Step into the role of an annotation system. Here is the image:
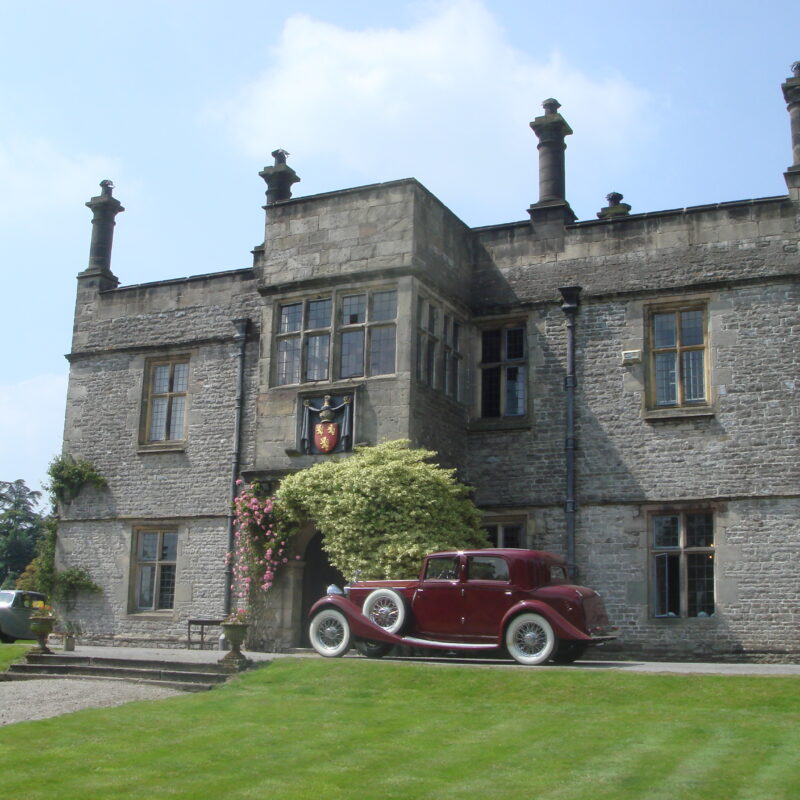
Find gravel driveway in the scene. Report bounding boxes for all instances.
[0,678,183,726]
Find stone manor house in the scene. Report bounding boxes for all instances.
[58,65,800,659]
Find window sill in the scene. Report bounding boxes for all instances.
[127,610,176,619]
[644,406,715,422]
[137,441,187,454]
[652,614,717,621]
[468,417,532,433]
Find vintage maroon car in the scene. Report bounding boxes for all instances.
[308,549,615,665]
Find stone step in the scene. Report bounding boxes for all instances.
[1,670,213,693]
[1,652,258,692]
[9,661,228,685]
[25,653,234,675]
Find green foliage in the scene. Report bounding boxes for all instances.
[0,479,44,587]
[46,454,106,506]
[276,439,487,579]
[15,516,57,595]
[15,517,100,608]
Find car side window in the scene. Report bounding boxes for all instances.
[424,556,460,580]
[467,556,509,582]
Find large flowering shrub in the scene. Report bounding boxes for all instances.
[228,482,294,603]
[276,440,487,580]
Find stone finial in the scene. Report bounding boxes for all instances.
[782,62,800,176]
[260,149,300,204]
[597,191,632,219]
[80,179,124,287]
[542,98,561,115]
[529,99,575,224]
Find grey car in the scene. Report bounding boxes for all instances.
[0,590,47,642]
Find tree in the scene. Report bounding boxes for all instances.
[276,440,488,579]
[0,479,44,588]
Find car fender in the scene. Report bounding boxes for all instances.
[308,594,402,646]
[499,600,591,644]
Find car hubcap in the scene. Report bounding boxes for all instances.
[320,619,343,647]
[516,623,545,655]
[371,599,398,628]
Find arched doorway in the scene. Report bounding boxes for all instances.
[300,532,346,645]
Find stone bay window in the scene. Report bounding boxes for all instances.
[275,289,397,385]
[416,297,464,400]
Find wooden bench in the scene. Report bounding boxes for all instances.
[187,618,224,650]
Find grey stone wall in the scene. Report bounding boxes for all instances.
[60,269,262,645]
[58,168,799,658]
[569,498,800,659]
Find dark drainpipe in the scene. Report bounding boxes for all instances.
[558,287,581,577]
[225,318,250,615]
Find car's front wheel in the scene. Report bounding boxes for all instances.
[505,613,556,665]
[362,588,407,634]
[309,609,351,658]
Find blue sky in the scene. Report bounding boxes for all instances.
[1,0,798,500]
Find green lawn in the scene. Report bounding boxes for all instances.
[0,642,32,671]
[1,658,798,800]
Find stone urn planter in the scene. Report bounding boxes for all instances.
[29,616,56,654]
[219,623,249,668]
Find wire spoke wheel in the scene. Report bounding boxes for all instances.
[309,609,351,657]
[362,589,407,634]
[505,613,556,666]
[369,597,399,628]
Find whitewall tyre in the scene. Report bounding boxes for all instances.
[309,609,351,657]
[505,613,557,666]
[362,588,407,634]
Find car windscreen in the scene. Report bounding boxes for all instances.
[0,590,14,606]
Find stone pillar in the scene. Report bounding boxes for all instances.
[78,180,124,289]
[259,148,300,205]
[782,62,800,196]
[529,99,576,226]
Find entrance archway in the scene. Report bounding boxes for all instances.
[300,532,346,645]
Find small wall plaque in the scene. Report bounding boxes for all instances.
[621,350,642,366]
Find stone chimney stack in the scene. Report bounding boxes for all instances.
[259,149,300,205]
[78,180,124,289]
[782,62,800,195]
[529,99,576,226]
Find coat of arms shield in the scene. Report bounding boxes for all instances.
[313,422,339,453]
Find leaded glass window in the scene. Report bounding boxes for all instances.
[134,529,178,611]
[275,289,397,385]
[480,325,527,418]
[145,359,189,442]
[652,511,715,617]
[650,307,707,408]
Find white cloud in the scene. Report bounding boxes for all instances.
[0,374,68,497]
[220,0,652,223]
[0,137,119,226]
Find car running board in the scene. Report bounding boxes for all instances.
[401,636,499,651]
